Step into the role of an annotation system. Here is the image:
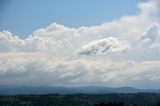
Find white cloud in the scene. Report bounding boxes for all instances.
[79,37,129,55]
[138,23,160,49]
[0,31,25,52]
[0,54,160,88]
[138,0,160,17]
[0,0,160,88]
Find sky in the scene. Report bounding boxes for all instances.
[0,0,160,89]
[0,0,147,37]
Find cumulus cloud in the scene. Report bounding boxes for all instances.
[138,23,160,49]
[0,31,25,52]
[79,37,129,55]
[0,54,160,88]
[138,0,160,17]
[0,0,160,88]
[142,23,160,41]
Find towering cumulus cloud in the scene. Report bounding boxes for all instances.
[0,0,160,88]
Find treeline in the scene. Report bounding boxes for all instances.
[93,102,160,106]
[0,93,160,106]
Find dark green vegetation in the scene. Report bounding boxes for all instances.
[0,93,160,106]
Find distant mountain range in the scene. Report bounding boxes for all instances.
[0,86,159,95]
